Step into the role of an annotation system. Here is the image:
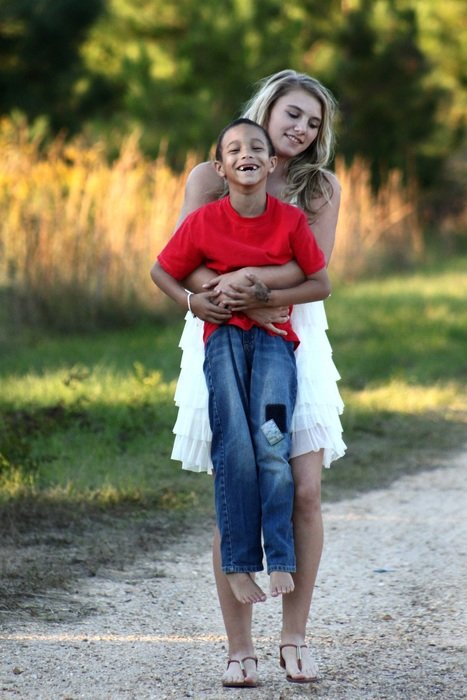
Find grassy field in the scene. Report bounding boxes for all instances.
[1,256,466,519]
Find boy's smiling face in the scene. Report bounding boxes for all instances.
[215,123,277,188]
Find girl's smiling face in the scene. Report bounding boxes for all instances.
[266,88,322,160]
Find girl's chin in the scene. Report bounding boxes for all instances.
[279,138,307,157]
[277,146,304,160]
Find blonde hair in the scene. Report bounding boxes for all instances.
[241,69,338,218]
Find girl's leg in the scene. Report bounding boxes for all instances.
[280,450,323,680]
[212,527,259,686]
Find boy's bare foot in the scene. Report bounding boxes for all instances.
[270,571,295,597]
[226,573,267,604]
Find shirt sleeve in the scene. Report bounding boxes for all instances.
[157,216,205,280]
[290,211,326,275]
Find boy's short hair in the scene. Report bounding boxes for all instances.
[215,118,275,162]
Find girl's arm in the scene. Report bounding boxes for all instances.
[307,171,341,265]
[176,162,225,226]
[176,163,226,290]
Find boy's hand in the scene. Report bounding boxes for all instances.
[190,291,233,324]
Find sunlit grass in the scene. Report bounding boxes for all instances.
[346,379,462,414]
[0,364,177,406]
[327,260,467,391]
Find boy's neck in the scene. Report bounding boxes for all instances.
[228,188,268,218]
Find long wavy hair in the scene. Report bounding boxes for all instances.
[241,70,338,218]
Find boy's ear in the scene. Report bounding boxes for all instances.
[214,160,226,178]
[269,155,278,173]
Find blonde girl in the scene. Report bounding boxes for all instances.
[169,70,346,688]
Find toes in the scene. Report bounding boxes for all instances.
[227,573,266,605]
[281,646,318,682]
[270,573,295,597]
[223,658,258,687]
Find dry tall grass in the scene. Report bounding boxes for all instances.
[0,119,423,329]
[0,119,195,328]
[333,157,422,278]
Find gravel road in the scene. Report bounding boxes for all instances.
[1,450,466,699]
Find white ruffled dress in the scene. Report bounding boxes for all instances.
[171,300,346,473]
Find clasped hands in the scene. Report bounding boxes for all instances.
[188,270,289,336]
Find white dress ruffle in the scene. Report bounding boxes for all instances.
[171,301,346,473]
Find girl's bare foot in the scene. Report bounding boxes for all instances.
[270,572,295,597]
[222,656,258,687]
[280,643,318,682]
[226,573,266,604]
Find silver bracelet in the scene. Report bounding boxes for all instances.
[186,291,196,318]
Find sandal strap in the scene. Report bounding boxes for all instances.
[280,644,308,653]
[279,644,308,669]
[226,656,258,675]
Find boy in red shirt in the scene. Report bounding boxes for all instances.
[151,119,330,605]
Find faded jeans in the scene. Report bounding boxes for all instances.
[203,325,297,574]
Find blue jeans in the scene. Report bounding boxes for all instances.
[203,325,297,574]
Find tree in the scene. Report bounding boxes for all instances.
[0,0,464,195]
[327,1,447,189]
[79,0,340,163]
[0,0,108,132]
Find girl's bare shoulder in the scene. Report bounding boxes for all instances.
[176,161,225,224]
[185,161,225,205]
[322,169,341,195]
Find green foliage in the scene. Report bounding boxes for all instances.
[80,0,340,162]
[76,0,466,188]
[328,3,447,189]
[0,0,465,202]
[0,0,108,132]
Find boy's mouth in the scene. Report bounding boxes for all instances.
[237,164,259,172]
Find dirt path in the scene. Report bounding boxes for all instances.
[1,450,466,700]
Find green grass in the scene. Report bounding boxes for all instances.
[1,256,466,516]
[321,255,467,498]
[0,322,214,515]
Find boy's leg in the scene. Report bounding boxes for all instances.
[250,329,297,577]
[204,326,264,577]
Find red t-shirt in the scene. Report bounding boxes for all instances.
[157,195,325,345]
